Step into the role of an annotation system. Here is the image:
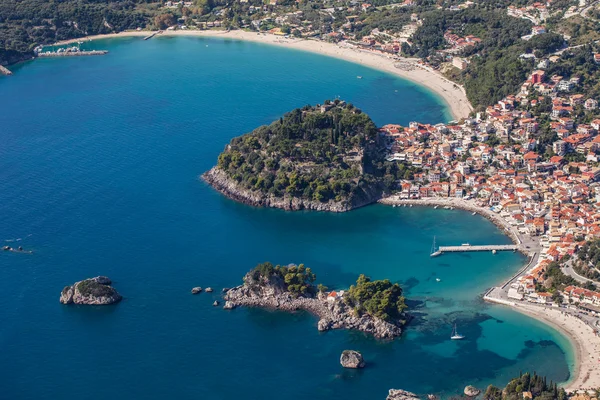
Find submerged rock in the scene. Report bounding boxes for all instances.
[60,276,122,305]
[387,389,420,400]
[340,350,365,369]
[191,287,202,294]
[464,386,481,397]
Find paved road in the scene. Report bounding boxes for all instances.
[563,259,597,284]
[580,0,600,19]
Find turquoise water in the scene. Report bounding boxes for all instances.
[0,37,571,399]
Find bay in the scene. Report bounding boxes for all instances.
[0,36,571,399]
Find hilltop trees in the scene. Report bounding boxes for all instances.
[345,274,408,322]
[483,372,567,400]
[246,262,317,297]
[213,101,396,206]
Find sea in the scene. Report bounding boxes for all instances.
[0,36,572,400]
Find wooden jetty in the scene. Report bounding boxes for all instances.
[144,31,162,40]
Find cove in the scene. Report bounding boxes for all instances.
[0,37,571,399]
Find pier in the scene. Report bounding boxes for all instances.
[144,31,162,40]
[37,50,108,58]
[431,244,518,256]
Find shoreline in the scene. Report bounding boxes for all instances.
[486,298,600,392]
[47,29,593,392]
[52,30,472,121]
[379,196,600,392]
[378,196,526,250]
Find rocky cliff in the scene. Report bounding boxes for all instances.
[202,167,381,212]
[223,271,404,339]
[60,276,122,305]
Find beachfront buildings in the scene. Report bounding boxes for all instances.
[377,48,600,310]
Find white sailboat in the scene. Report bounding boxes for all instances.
[451,323,465,340]
[430,236,441,257]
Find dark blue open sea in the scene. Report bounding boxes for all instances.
[0,36,572,399]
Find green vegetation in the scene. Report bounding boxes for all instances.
[537,261,577,297]
[214,100,397,207]
[0,0,158,65]
[401,7,568,108]
[543,45,600,100]
[575,239,600,281]
[484,372,567,400]
[76,279,117,297]
[246,262,317,297]
[345,274,407,322]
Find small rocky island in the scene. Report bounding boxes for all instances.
[223,262,409,339]
[203,100,405,212]
[340,350,365,368]
[60,276,122,305]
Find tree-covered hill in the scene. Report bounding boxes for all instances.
[204,100,404,212]
[0,0,157,65]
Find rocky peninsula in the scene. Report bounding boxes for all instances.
[203,101,405,212]
[223,262,409,339]
[60,276,122,305]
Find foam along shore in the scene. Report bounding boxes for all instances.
[52,29,472,121]
[380,195,600,392]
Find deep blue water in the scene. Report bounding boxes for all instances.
[0,36,571,399]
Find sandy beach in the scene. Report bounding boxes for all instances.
[54,30,473,120]
[380,195,600,391]
[504,302,600,392]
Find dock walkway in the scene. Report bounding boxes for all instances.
[431,244,518,256]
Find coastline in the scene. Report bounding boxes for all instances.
[202,167,382,212]
[378,196,526,250]
[379,195,600,392]
[46,29,593,392]
[488,299,600,392]
[52,30,472,121]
